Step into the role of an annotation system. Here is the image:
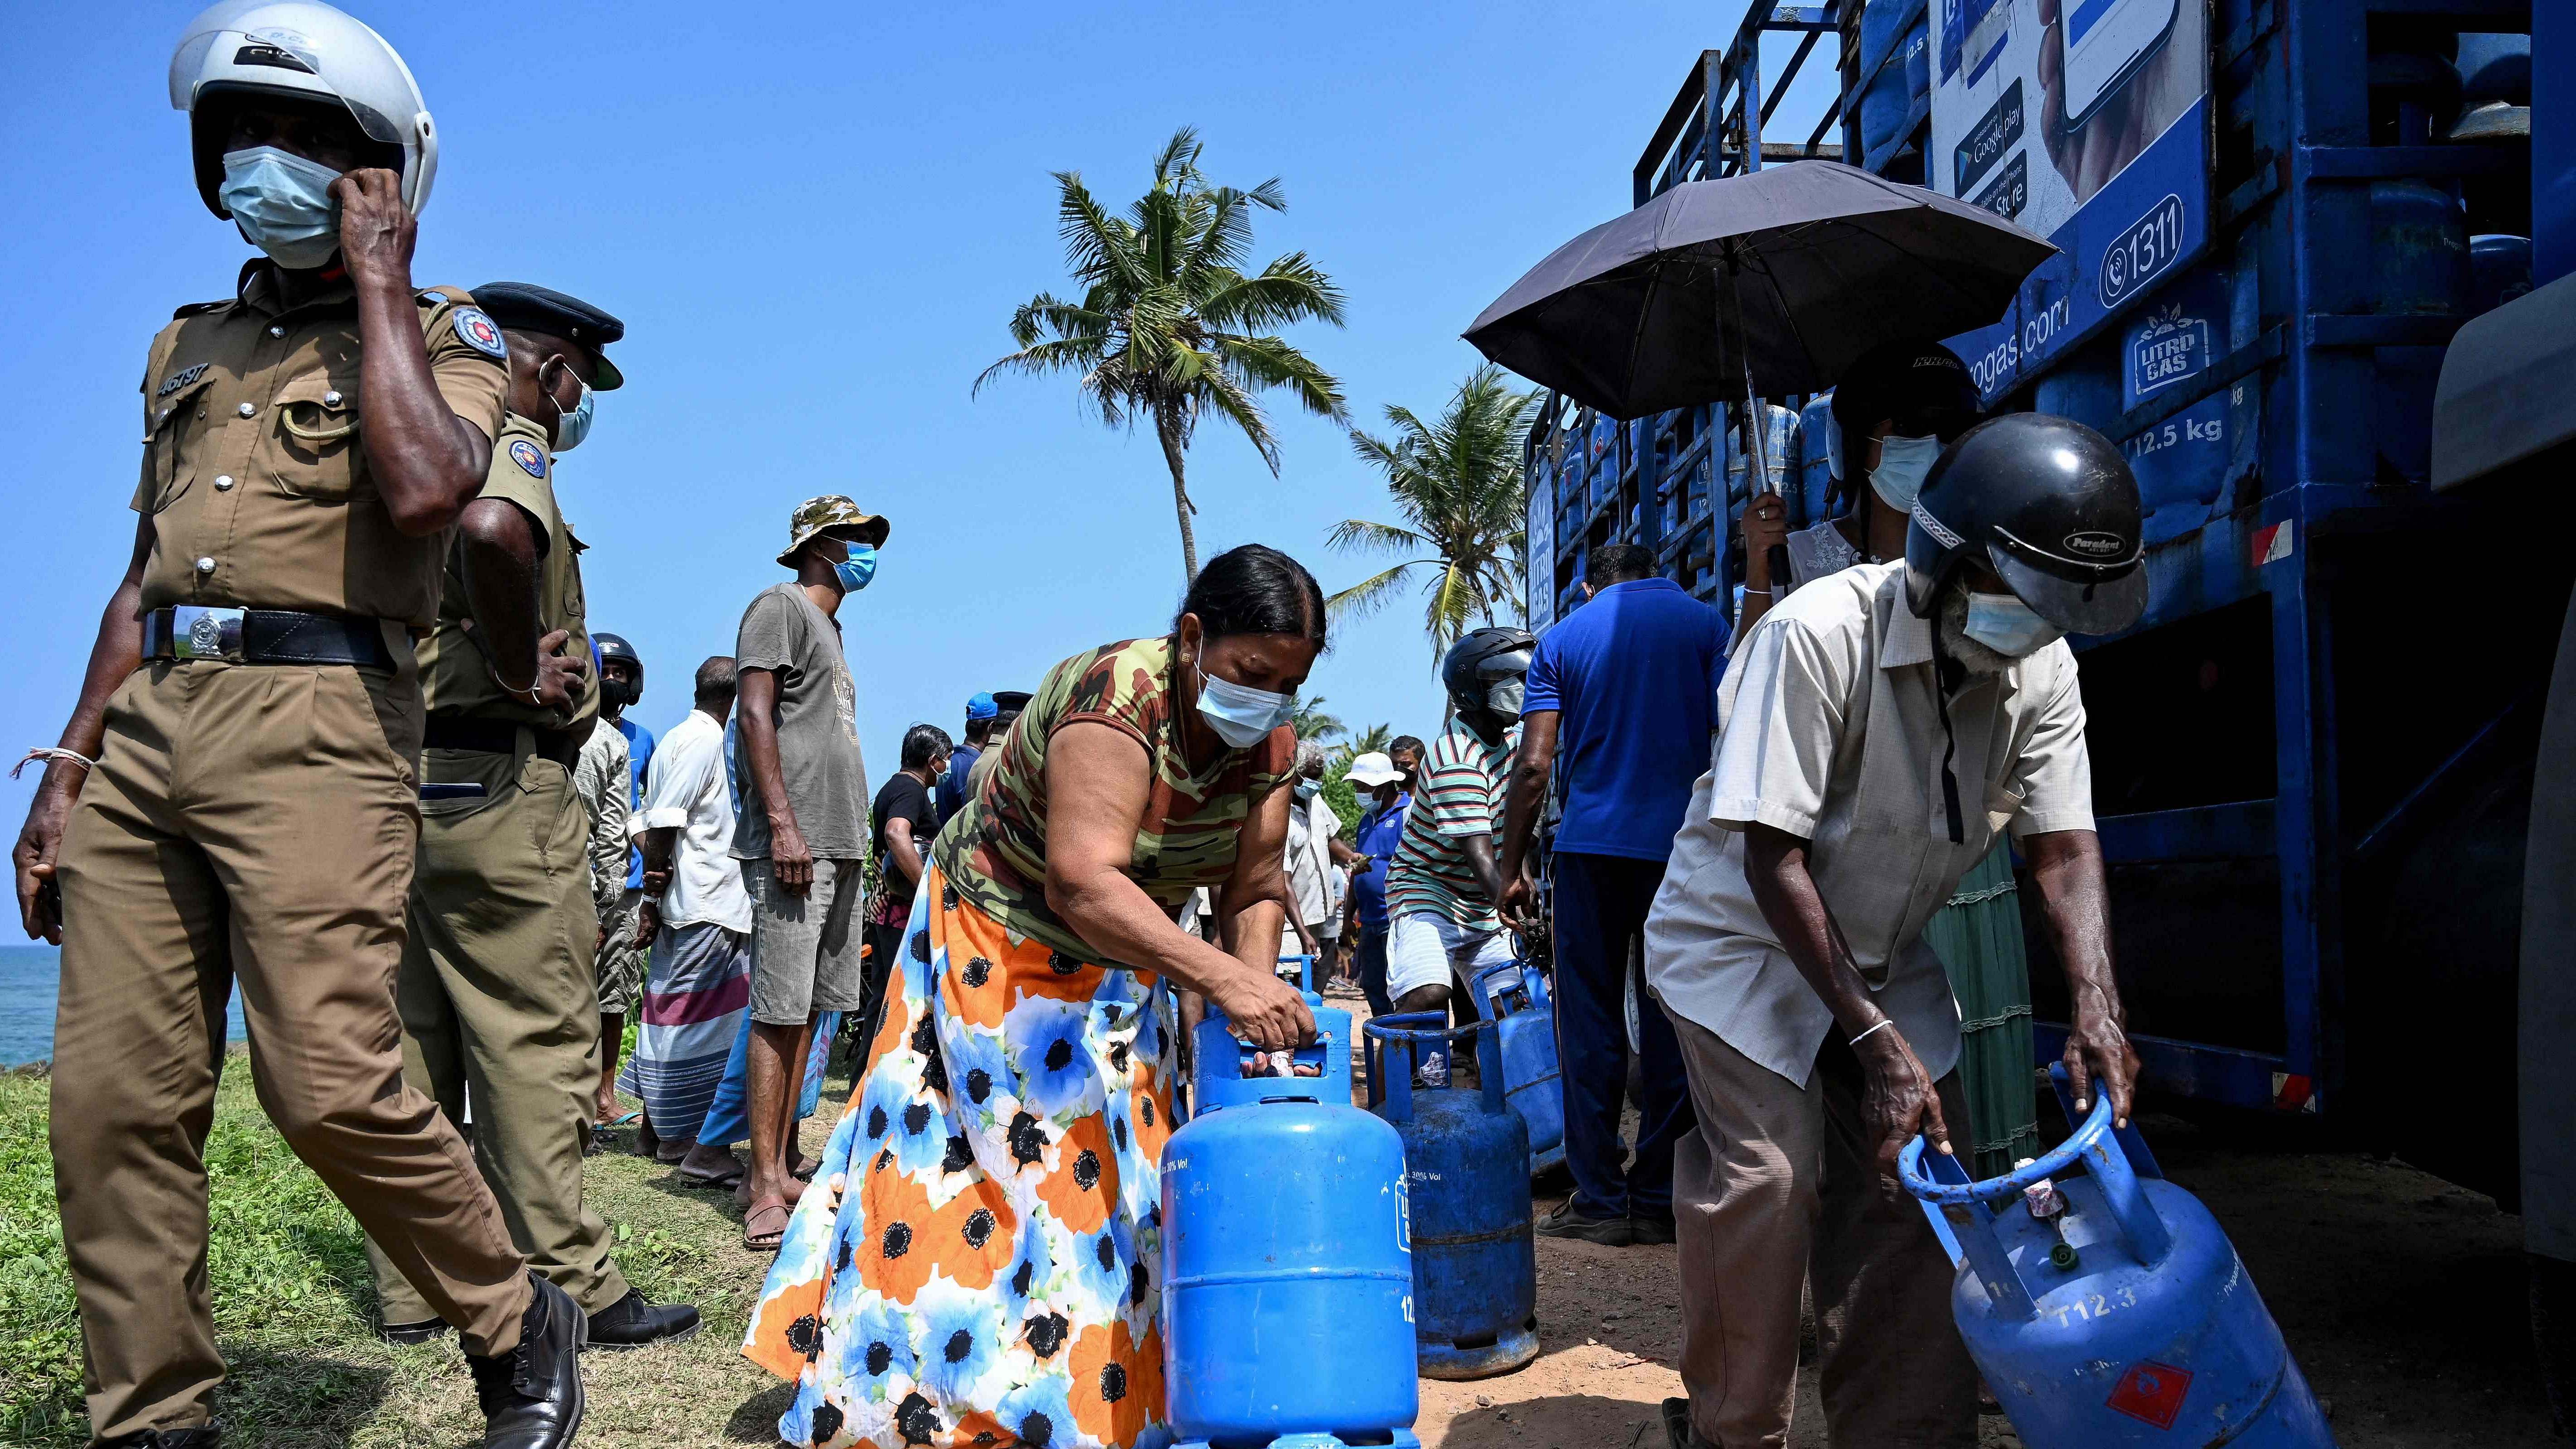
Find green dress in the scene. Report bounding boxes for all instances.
[1921,843,2042,1178]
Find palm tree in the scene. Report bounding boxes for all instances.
[1289,695,1345,743]
[976,127,1349,578]
[1327,363,1541,660]
[1329,722,1394,770]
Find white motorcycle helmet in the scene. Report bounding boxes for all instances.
[169,0,437,217]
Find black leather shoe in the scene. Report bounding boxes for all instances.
[378,1316,453,1346]
[1630,1214,1678,1245]
[466,1272,585,1449]
[1535,1201,1634,1245]
[585,1287,701,1350]
[99,1426,221,1448]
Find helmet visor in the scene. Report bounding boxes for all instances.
[171,3,416,144]
[1988,541,2147,637]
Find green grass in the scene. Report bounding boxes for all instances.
[0,1051,850,1447]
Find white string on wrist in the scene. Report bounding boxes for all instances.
[12,747,97,780]
[1848,1018,1896,1047]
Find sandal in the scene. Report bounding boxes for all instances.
[676,1160,747,1190]
[586,1125,616,1157]
[743,1200,791,1253]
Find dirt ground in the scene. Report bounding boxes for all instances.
[1400,1102,2558,1449]
[1328,986,2559,1449]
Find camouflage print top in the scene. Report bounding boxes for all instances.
[933,635,1295,968]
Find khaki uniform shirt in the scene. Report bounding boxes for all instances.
[133,260,510,632]
[414,413,597,731]
[1643,561,2095,1088]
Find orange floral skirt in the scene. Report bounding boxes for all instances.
[742,866,1177,1449]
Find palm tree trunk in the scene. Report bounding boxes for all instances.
[1154,405,1199,580]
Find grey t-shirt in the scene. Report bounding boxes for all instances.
[730,582,871,862]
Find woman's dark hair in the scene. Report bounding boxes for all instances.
[900,722,953,770]
[1175,544,1328,651]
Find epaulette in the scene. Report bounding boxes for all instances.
[171,299,230,319]
[416,285,476,308]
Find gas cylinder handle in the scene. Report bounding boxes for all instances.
[1277,954,1319,997]
[1362,1014,1502,1120]
[1899,1068,2173,1280]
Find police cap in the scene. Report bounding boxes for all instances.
[472,282,626,390]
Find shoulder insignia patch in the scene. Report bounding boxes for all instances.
[155,363,210,400]
[509,438,548,478]
[452,306,507,359]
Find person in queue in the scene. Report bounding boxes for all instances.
[629,657,757,1188]
[589,631,653,1141]
[1382,628,1533,1087]
[1737,338,1983,628]
[1644,414,2147,1449]
[572,642,634,1152]
[1339,749,1412,1017]
[732,494,887,1250]
[742,543,1322,1449]
[12,6,586,1443]
[937,691,998,827]
[866,722,954,1038]
[1497,542,1729,1247]
[965,688,1033,799]
[1280,737,1344,974]
[355,279,697,1355]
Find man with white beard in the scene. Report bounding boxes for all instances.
[1642,413,2150,1449]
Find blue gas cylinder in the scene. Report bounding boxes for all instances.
[1797,392,1837,522]
[1366,1015,1539,1380]
[1191,956,1353,1118]
[2369,179,2470,315]
[1900,1066,2335,1448]
[1905,19,1930,104]
[1469,958,1566,1177]
[1857,0,1919,155]
[1163,1045,1420,1449]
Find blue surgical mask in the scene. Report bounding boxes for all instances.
[1962,592,2063,658]
[551,377,594,452]
[1192,658,1294,749]
[832,544,877,594]
[1869,433,1942,513]
[219,146,343,270]
[1294,778,1322,801]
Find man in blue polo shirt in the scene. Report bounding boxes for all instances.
[936,692,999,827]
[1500,543,1729,1244]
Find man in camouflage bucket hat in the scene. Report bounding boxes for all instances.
[731,493,886,1249]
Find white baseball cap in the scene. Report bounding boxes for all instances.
[1343,751,1404,788]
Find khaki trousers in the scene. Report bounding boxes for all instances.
[366,742,628,1322]
[1666,1009,1978,1449]
[51,662,528,1442]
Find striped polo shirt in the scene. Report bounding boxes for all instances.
[1384,722,1516,929]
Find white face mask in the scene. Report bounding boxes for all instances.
[1487,678,1526,718]
[1869,433,1942,513]
[1192,658,1295,748]
[1960,592,2063,658]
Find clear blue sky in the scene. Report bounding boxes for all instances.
[0,1,1837,829]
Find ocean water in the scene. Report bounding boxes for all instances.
[0,944,249,1067]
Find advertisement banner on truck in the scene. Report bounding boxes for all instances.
[1526,456,1555,636]
[1930,0,2212,400]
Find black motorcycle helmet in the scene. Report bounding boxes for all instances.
[594,631,644,712]
[1904,413,2147,636]
[1442,626,1537,746]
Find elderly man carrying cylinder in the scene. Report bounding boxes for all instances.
[1644,414,2147,1449]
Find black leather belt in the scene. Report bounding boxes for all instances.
[424,714,578,768]
[143,606,396,670]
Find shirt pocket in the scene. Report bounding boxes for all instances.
[1827,818,1942,979]
[264,374,368,501]
[142,373,217,512]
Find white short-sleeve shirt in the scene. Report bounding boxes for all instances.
[631,708,754,932]
[1644,561,2095,1088]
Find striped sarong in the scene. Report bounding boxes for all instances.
[616,920,750,1144]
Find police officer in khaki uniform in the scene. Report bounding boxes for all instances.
[361,281,699,1352]
[11,7,583,1447]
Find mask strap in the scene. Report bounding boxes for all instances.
[1930,642,1966,847]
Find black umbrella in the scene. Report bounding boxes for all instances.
[1466,160,2052,589]
[1465,161,2053,420]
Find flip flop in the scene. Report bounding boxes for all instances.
[743,1201,791,1253]
[676,1161,747,1190]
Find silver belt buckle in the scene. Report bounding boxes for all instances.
[169,605,247,661]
